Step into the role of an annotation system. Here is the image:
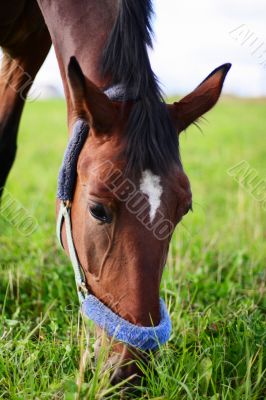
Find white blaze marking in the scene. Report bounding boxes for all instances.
[140,170,163,222]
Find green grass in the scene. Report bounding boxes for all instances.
[0,98,266,399]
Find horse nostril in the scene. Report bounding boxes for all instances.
[110,367,124,385]
[93,329,144,385]
[110,364,139,385]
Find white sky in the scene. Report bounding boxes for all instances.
[34,0,266,97]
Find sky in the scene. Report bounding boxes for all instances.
[34,0,266,97]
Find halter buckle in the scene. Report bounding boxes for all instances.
[63,200,72,209]
[78,281,89,296]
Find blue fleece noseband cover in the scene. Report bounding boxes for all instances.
[57,98,172,351]
[82,295,171,351]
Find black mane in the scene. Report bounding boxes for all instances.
[102,0,181,176]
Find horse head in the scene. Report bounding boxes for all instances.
[56,56,231,382]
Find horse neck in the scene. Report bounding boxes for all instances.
[37,0,118,89]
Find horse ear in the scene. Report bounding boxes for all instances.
[67,56,115,132]
[168,63,231,133]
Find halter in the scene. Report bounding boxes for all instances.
[56,87,172,351]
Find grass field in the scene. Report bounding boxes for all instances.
[0,98,265,399]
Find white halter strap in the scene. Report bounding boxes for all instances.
[56,202,88,303]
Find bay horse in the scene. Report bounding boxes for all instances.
[0,0,231,383]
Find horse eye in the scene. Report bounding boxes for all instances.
[89,203,112,224]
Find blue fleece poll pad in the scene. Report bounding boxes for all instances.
[82,295,172,351]
[57,120,88,202]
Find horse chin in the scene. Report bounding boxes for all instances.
[93,326,145,385]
